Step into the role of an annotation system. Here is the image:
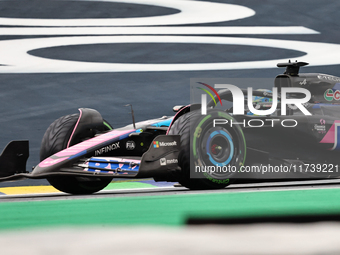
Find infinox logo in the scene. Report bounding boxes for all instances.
[200,84,312,116]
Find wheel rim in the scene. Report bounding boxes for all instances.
[206,130,234,166]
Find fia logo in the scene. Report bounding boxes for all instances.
[126,141,136,150]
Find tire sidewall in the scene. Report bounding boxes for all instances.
[169,109,246,189]
[191,110,246,182]
[40,113,113,194]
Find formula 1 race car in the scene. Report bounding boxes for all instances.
[1,61,340,194]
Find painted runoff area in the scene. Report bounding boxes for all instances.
[0,179,166,195]
[1,188,340,230]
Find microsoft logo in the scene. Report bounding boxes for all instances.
[153,140,177,148]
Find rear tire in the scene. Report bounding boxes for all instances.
[40,113,113,195]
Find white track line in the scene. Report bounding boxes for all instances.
[0,26,318,35]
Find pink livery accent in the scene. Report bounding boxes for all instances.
[39,157,68,168]
[67,108,83,148]
[320,120,340,144]
[92,157,141,164]
[166,104,190,135]
[54,129,134,157]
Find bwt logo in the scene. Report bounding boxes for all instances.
[200,84,312,116]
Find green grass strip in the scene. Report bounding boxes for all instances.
[2,188,340,230]
[104,181,156,190]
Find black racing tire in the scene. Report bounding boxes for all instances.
[40,113,113,195]
[168,109,246,190]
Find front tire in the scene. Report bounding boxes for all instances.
[40,113,113,195]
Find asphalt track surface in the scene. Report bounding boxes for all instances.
[0,0,340,186]
[1,179,340,202]
[1,1,340,253]
[3,180,340,254]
